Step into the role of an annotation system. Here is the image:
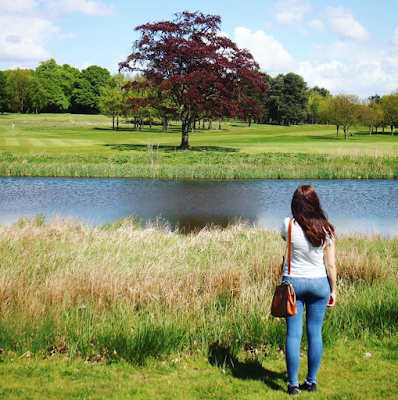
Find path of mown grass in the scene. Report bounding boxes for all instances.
[0,339,397,399]
[0,113,397,179]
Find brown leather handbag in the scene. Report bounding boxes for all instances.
[271,218,297,318]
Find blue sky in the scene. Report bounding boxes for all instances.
[1,0,398,97]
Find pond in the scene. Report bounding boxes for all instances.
[0,177,397,236]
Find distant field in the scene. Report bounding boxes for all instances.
[0,113,397,156]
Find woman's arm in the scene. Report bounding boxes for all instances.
[324,241,337,307]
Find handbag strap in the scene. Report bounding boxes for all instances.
[280,218,293,277]
[287,218,293,275]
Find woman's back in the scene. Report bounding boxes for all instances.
[281,218,331,279]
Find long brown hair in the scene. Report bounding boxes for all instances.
[291,185,335,247]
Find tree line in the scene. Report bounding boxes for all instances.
[0,58,111,114]
[1,11,398,148]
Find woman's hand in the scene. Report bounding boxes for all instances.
[327,292,336,307]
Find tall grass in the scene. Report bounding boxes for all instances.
[0,151,397,179]
[0,218,396,364]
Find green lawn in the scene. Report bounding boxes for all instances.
[0,113,397,156]
[0,339,396,399]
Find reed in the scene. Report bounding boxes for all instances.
[0,218,396,364]
[0,151,397,179]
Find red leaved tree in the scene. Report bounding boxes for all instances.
[119,11,268,149]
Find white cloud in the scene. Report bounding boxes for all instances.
[308,19,326,34]
[0,15,59,63]
[311,40,385,65]
[274,0,312,28]
[80,61,92,70]
[43,0,115,18]
[0,0,115,68]
[234,27,295,75]
[324,6,371,41]
[0,0,39,15]
[298,59,398,97]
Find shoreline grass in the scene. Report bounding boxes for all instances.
[1,151,397,179]
[0,218,397,365]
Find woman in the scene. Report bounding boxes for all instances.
[281,185,336,396]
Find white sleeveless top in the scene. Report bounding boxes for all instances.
[281,218,333,279]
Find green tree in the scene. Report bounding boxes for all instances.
[264,73,308,125]
[319,95,340,136]
[360,99,382,135]
[309,85,330,98]
[307,92,323,124]
[99,74,128,130]
[36,59,79,112]
[72,65,111,114]
[380,92,398,135]
[264,74,284,124]
[0,71,11,114]
[333,94,361,139]
[279,72,308,125]
[27,74,48,114]
[7,68,33,112]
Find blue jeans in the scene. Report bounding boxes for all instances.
[283,277,330,387]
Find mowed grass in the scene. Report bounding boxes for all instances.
[0,113,397,156]
[1,340,397,399]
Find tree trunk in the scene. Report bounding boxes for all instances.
[391,125,394,135]
[112,115,115,130]
[219,119,222,130]
[179,120,191,149]
[344,126,347,140]
[336,125,339,138]
[369,126,372,135]
[162,117,169,132]
[248,115,252,127]
[116,116,119,131]
[208,119,212,130]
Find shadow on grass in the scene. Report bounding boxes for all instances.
[94,127,136,132]
[309,136,340,140]
[208,342,286,392]
[102,144,238,153]
[93,125,182,134]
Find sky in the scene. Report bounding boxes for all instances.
[1,0,398,98]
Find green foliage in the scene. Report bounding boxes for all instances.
[0,71,11,113]
[7,68,33,112]
[264,73,308,125]
[380,92,398,134]
[72,65,111,114]
[35,59,80,112]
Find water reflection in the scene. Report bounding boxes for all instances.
[0,177,397,236]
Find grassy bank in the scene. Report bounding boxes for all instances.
[1,113,397,179]
[1,151,397,179]
[0,219,397,398]
[0,219,397,360]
